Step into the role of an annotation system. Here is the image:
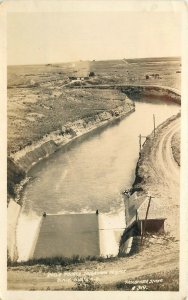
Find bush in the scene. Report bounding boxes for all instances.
[72,276,101,291]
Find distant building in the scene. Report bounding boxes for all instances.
[68,72,89,81]
[89,71,96,77]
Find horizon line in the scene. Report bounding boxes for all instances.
[7,55,181,67]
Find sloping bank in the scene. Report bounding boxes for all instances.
[120,87,181,255]
[8,100,134,202]
[73,84,181,105]
[131,86,181,194]
[132,112,181,195]
[119,85,181,104]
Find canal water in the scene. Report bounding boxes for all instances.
[16,98,180,261]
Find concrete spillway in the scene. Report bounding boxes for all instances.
[33,213,100,259]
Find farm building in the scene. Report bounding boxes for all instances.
[68,72,89,81]
[119,195,167,255]
[136,196,166,234]
[124,193,166,234]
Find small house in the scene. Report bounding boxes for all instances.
[136,197,166,234]
[125,193,167,234]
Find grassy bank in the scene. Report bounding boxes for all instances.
[8,234,179,291]
[8,254,118,268]
[8,87,127,154]
[111,269,179,291]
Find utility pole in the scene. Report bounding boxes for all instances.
[139,134,142,154]
[138,134,147,155]
[153,114,156,137]
[140,195,155,246]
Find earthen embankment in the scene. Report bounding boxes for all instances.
[8,100,135,200]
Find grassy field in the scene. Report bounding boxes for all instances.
[8,85,126,154]
[88,57,181,88]
[8,57,181,154]
[113,268,179,291]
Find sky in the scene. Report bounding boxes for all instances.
[7,11,181,65]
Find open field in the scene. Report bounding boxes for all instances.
[8,57,181,154]
[88,57,181,88]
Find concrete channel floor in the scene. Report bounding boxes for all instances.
[32,213,100,259]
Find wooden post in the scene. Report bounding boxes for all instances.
[140,196,152,246]
[153,114,156,137]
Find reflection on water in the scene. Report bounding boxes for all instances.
[22,100,179,215]
[17,99,179,260]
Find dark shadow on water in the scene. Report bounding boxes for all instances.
[28,112,132,176]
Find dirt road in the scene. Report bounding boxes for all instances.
[138,114,180,238]
[154,117,180,186]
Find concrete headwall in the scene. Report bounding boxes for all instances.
[7,200,21,261]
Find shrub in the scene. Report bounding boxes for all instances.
[72,276,101,291]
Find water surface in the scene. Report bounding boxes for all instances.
[22,99,179,215]
[17,99,180,260]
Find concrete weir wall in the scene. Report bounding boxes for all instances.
[7,200,21,260]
